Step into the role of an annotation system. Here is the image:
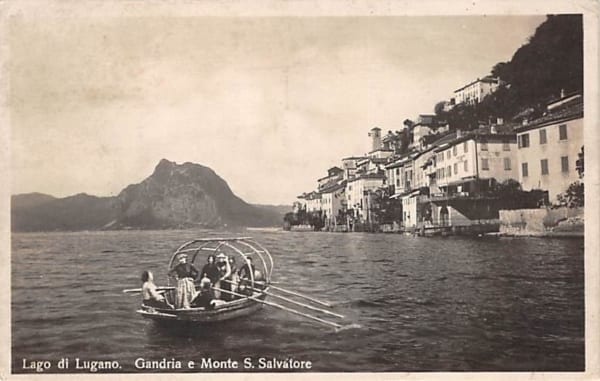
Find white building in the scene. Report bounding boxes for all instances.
[346,173,386,222]
[320,181,347,229]
[515,97,583,201]
[304,192,322,212]
[453,76,501,105]
[341,157,365,180]
[434,131,518,194]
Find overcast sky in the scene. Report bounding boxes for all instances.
[10,15,546,205]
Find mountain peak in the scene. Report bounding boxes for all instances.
[12,160,284,231]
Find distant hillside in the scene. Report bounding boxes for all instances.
[11,193,56,209]
[253,204,292,217]
[11,159,283,231]
[11,193,117,232]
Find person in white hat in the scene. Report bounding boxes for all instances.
[168,254,200,309]
[213,253,231,300]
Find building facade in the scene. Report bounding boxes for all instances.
[305,192,322,212]
[515,112,583,201]
[320,182,347,229]
[346,174,386,222]
[453,76,501,105]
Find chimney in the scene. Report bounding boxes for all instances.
[560,89,565,98]
[496,117,503,125]
[490,125,497,134]
[456,129,462,138]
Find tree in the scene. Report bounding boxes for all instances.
[555,181,584,208]
[489,179,547,209]
[438,15,583,128]
[434,101,447,117]
[491,15,583,109]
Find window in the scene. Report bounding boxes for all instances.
[438,153,444,162]
[396,179,400,187]
[349,185,352,191]
[518,133,530,148]
[481,158,489,170]
[559,124,568,140]
[463,141,468,153]
[464,160,468,172]
[561,156,569,172]
[454,163,458,175]
[453,146,457,156]
[504,158,511,170]
[446,166,451,177]
[446,151,451,159]
[502,139,510,151]
[539,129,547,144]
[395,168,399,175]
[481,141,488,151]
[541,159,549,175]
[522,162,528,177]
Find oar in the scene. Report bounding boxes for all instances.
[122,286,176,294]
[252,282,333,308]
[221,280,344,319]
[212,287,342,329]
[222,280,344,319]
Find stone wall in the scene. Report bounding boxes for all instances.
[499,207,584,235]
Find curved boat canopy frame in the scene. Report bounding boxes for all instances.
[167,237,273,290]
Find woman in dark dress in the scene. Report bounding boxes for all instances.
[200,254,220,285]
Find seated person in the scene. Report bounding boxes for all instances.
[191,277,215,309]
[236,279,254,297]
[141,270,173,309]
[239,256,266,289]
[238,256,256,280]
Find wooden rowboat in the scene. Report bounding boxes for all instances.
[125,237,349,329]
[136,237,273,324]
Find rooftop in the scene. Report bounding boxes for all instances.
[515,98,583,133]
[348,173,386,182]
[454,76,500,93]
[319,180,347,194]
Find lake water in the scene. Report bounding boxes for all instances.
[11,230,584,373]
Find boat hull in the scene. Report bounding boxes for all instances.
[137,292,267,324]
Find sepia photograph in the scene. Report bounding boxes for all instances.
[2,0,599,379]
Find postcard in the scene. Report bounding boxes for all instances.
[1,0,598,380]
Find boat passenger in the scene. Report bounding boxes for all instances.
[168,254,200,309]
[238,256,256,280]
[191,276,215,309]
[238,256,266,288]
[213,253,231,300]
[237,280,254,296]
[141,270,173,309]
[200,254,220,285]
[223,257,240,301]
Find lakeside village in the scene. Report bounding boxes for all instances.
[284,77,584,237]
